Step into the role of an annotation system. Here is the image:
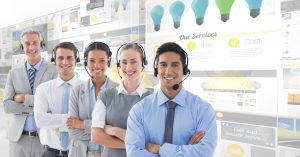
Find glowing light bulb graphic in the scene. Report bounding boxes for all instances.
[245,0,262,18]
[113,0,120,12]
[215,0,235,22]
[169,1,185,29]
[150,5,164,31]
[122,0,128,10]
[191,0,209,25]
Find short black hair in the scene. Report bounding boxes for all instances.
[155,42,186,67]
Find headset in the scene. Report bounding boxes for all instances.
[83,42,112,67]
[20,30,46,50]
[116,43,148,68]
[153,43,190,77]
[50,42,80,63]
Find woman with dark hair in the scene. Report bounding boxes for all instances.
[68,42,118,157]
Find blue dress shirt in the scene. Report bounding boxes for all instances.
[125,88,218,157]
[87,78,108,152]
[24,59,43,132]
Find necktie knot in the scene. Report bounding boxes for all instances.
[30,67,36,72]
[63,82,70,88]
[167,101,177,109]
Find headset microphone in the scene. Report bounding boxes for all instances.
[172,70,190,90]
[84,64,94,79]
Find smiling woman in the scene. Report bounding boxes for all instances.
[0,0,78,28]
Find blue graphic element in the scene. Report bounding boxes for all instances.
[191,0,209,25]
[169,1,185,29]
[150,5,164,31]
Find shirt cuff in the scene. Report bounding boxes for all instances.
[24,94,33,108]
[159,143,182,156]
[59,114,69,132]
[91,122,105,128]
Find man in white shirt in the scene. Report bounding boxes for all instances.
[34,42,82,157]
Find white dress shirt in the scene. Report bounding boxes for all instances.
[92,83,147,128]
[34,76,82,150]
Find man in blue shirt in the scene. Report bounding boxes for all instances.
[125,42,217,157]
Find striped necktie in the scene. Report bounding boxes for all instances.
[60,82,70,149]
[28,67,36,93]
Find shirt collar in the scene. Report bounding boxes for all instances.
[116,82,147,97]
[157,88,187,107]
[26,58,43,71]
[88,76,109,90]
[55,75,78,87]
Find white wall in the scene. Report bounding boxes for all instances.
[0,0,79,28]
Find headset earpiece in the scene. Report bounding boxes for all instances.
[154,68,158,77]
[50,48,55,64]
[108,57,111,67]
[183,51,189,75]
[41,41,45,49]
[76,56,80,63]
[144,59,148,66]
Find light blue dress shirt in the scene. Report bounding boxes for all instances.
[125,88,218,157]
[24,59,43,132]
[88,78,108,152]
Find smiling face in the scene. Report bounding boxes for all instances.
[157,51,184,92]
[22,33,42,65]
[55,48,76,81]
[119,48,143,82]
[87,49,109,79]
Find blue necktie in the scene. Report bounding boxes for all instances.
[163,101,177,143]
[60,82,70,149]
[28,67,36,93]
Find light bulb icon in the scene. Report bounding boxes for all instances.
[191,0,209,25]
[215,0,235,22]
[150,5,164,31]
[122,0,128,10]
[113,0,120,12]
[169,1,185,29]
[245,0,262,18]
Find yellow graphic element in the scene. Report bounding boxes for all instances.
[91,15,98,23]
[216,112,223,118]
[153,45,160,54]
[187,42,196,51]
[228,38,240,48]
[227,144,244,157]
[109,65,152,88]
[203,77,260,91]
[0,90,4,101]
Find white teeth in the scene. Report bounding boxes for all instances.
[164,77,174,80]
